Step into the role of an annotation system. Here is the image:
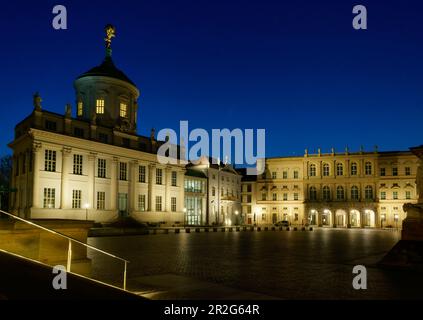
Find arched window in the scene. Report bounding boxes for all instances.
[365,185,373,200]
[351,162,357,176]
[309,164,316,177]
[351,186,359,200]
[309,187,317,201]
[322,186,331,201]
[323,163,330,176]
[336,163,343,176]
[365,162,372,175]
[336,186,344,200]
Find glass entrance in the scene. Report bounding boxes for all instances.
[118,193,128,217]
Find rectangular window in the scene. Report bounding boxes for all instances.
[171,197,177,212]
[139,165,146,183]
[283,171,288,179]
[212,187,216,196]
[293,171,299,179]
[393,191,398,200]
[247,185,252,192]
[262,193,267,201]
[283,193,288,201]
[99,133,108,144]
[272,172,277,179]
[98,159,106,178]
[405,167,411,176]
[119,162,127,181]
[156,168,163,185]
[45,120,57,131]
[44,150,56,172]
[171,171,177,186]
[74,127,84,138]
[406,191,411,200]
[380,191,386,200]
[43,188,55,208]
[380,168,386,176]
[72,190,82,209]
[156,196,162,211]
[138,194,146,211]
[120,103,127,118]
[272,193,277,201]
[77,101,83,116]
[97,192,105,210]
[73,154,83,175]
[392,167,398,176]
[294,193,299,201]
[96,99,105,114]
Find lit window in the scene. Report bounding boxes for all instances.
[73,154,83,175]
[406,191,411,200]
[138,194,146,211]
[365,162,372,175]
[351,162,358,175]
[272,193,277,201]
[156,168,163,185]
[120,102,127,118]
[365,185,373,200]
[380,191,386,200]
[77,101,83,116]
[336,186,344,200]
[43,188,55,208]
[272,172,277,179]
[351,186,359,200]
[72,190,82,209]
[96,99,105,114]
[309,164,316,177]
[156,196,162,211]
[336,163,343,176]
[139,165,146,183]
[171,197,177,212]
[393,191,398,200]
[294,193,299,201]
[283,193,288,201]
[97,192,106,210]
[323,163,330,176]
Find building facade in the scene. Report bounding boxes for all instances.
[9,41,186,226]
[242,148,419,228]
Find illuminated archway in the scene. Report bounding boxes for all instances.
[309,209,318,226]
[335,209,347,227]
[322,209,332,227]
[350,209,361,227]
[364,209,375,227]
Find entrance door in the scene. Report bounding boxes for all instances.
[272,214,277,224]
[248,217,252,225]
[118,193,128,217]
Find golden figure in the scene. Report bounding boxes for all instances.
[104,24,116,49]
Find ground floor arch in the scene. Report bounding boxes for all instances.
[308,209,318,226]
[349,209,361,227]
[335,209,347,228]
[321,209,332,227]
[363,209,376,228]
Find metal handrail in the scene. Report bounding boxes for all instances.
[0,209,130,290]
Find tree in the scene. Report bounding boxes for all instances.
[0,155,12,212]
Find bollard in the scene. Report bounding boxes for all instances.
[243,227,247,231]
[213,228,218,232]
[250,227,254,231]
[309,227,313,231]
[221,227,226,232]
[229,227,233,232]
[205,228,209,232]
[264,227,269,231]
[286,227,290,231]
[271,227,276,231]
[294,227,298,231]
[175,228,180,234]
[257,227,261,232]
[195,228,200,233]
[236,227,240,232]
[301,227,306,231]
[279,227,283,231]
[164,229,169,234]
[185,228,191,233]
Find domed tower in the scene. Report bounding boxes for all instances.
[74,24,140,134]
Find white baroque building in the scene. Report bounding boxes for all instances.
[9,41,186,225]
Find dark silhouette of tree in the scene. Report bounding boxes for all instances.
[0,155,12,212]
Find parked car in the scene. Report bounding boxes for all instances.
[274,220,289,227]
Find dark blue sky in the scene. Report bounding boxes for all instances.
[0,0,422,158]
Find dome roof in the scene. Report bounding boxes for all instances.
[76,56,136,87]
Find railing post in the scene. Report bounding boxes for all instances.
[67,239,72,272]
[123,261,128,291]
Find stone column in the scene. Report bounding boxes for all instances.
[60,147,72,209]
[110,157,118,211]
[347,210,351,228]
[148,163,156,211]
[32,143,42,208]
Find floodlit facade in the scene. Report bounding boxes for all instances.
[242,148,419,228]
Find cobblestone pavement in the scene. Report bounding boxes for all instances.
[87,228,423,299]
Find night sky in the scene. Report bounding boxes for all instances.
[0,0,422,159]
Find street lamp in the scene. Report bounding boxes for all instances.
[84,203,89,221]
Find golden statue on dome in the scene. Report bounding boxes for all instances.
[104,24,116,49]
